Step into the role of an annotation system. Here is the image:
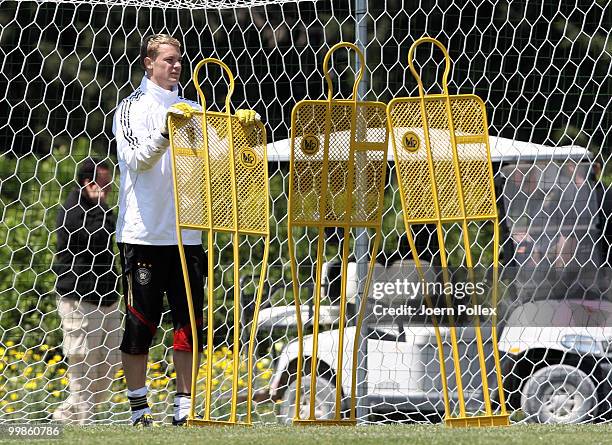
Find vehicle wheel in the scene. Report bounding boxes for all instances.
[278,374,337,424]
[520,364,597,423]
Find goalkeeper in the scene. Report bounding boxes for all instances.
[112,34,258,427]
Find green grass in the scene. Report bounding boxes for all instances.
[15,424,612,445]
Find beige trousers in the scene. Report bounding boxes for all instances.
[53,297,122,424]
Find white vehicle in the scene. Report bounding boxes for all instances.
[258,136,612,424]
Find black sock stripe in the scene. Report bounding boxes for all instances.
[129,400,148,406]
[130,402,150,412]
[129,399,148,406]
[175,392,191,398]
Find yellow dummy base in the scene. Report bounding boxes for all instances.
[445,414,510,428]
[187,419,253,427]
[293,419,358,426]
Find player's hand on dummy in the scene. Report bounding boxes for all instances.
[161,102,198,137]
[235,109,261,126]
[206,108,261,140]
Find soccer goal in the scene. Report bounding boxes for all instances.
[0,0,610,425]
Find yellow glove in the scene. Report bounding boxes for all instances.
[235,109,260,126]
[204,109,260,140]
[167,102,197,120]
[162,102,198,137]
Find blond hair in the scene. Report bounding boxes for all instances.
[140,34,181,70]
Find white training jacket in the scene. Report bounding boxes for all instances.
[112,75,201,246]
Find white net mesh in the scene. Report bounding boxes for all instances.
[0,0,610,425]
[30,0,300,8]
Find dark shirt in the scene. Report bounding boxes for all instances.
[53,188,119,306]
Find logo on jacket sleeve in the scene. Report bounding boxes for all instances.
[135,263,152,285]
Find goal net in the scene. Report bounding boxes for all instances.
[0,0,610,425]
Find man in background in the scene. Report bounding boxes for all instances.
[53,157,122,424]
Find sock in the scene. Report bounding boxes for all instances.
[127,387,151,423]
[174,392,191,421]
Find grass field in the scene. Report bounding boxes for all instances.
[15,424,612,445]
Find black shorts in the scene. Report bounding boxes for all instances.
[118,243,206,355]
